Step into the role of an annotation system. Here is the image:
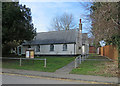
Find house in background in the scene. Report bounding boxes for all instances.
[17,19,89,56]
[88,37,102,54]
[88,38,96,53]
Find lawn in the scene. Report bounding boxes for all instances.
[70,54,118,77]
[87,53,109,59]
[2,56,75,72]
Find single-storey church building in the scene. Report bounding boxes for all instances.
[17,19,89,56]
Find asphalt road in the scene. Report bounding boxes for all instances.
[2,73,93,84]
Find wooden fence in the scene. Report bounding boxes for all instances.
[89,46,96,53]
[99,45,118,60]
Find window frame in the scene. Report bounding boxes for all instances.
[50,44,54,51]
[36,45,40,52]
[63,44,67,51]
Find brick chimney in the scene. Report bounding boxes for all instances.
[76,19,82,55]
[79,19,82,33]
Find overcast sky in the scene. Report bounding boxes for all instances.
[19,1,92,33]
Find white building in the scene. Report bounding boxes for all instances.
[17,19,89,56]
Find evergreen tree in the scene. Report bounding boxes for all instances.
[2,2,36,55]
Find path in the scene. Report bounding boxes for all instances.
[54,61,75,74]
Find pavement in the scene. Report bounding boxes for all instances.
[2,74,93,84]
[55,61,75,74]
[2,68,118,84]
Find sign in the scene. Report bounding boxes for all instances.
[26,51,29,58]
[26,48,34,58]
[30,51,34,58]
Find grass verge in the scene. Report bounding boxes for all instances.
[2,56,75,72]
[70,54,118,77]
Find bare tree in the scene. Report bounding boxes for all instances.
[76,2,93,38]
[90,2,119,43]
[50,13,76,31]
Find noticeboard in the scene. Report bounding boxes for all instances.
[25,49,34,58]
[30,51,34,58]
[26,51,29,58]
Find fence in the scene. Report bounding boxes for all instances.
[75,54,88,68]
[2,57,47,67]
[89,46,96,53]
[99,45,118,60]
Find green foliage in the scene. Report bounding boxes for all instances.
[2,40,19,55]
[90,2,101,11]
[106,35,120,52]
[2,57,74,72]
[2,2,36,44]
[2,2,36,55]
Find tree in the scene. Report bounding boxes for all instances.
[0,1,2,57]
[2,2,36,55]
[50,13,76,31]
[90,2,120,50]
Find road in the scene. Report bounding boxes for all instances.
[2,73,94,84]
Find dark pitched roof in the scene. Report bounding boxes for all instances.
[23,29,78,45]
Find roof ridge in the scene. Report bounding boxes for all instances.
[23,29,79,45]
[37,29,76,34]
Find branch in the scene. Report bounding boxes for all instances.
[111,17,119,26]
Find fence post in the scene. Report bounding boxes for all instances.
[82,55,84,61]
[81,55,82,62]
[84,55,85,60]
[75,57,79,68]
[44,58,46,68]
[84,55,86,60]
[20,58,22,66]
[79,56,81,64]
[87,54,88,58]
[75,58,76,68]
[83,55,85,61]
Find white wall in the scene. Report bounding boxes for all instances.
[82,45,85,54]
[21,44,76,55]
[82,44,89,55]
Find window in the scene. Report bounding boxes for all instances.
[50,44,54,51]
[63,44,67,51]
[36,45,40,52]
